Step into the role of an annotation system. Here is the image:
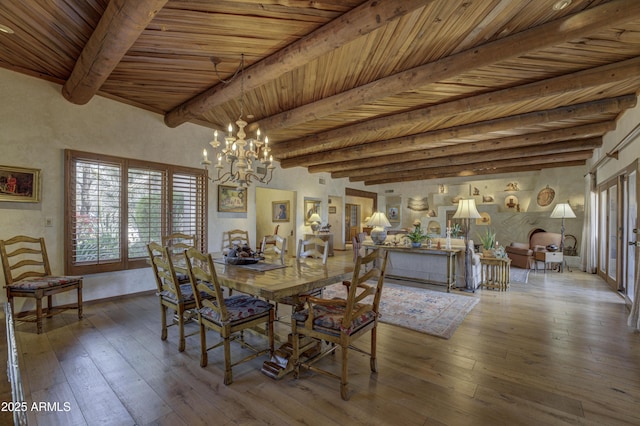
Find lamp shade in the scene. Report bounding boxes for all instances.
[550,203,576,218]
[453,199,481,219]
[367,212,391,228]
[308,213,322,223]
[367,211,391,244]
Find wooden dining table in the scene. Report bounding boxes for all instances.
[174,252,354,302]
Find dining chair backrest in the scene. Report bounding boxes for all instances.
[223,229,250,252]
[297,237,328,265]
[146,242,185,301]
[162,232,196,257]
[184,247,226,317]
[270,235,287,264]
[0,235,52,284]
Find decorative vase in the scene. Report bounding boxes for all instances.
[411,242,422,248]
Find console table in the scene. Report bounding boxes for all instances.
[304,233,334,256]
[363,243,460,292]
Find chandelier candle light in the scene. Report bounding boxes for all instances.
[201,54,275,188]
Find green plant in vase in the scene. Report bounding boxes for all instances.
[477,228,496,256]
[405,221,427,247]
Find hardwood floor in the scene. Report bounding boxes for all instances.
[2,255,639,425]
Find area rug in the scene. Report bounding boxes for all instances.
[321,282,479,339]
[510,267,530,283]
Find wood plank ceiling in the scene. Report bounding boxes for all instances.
[1,0,640,185]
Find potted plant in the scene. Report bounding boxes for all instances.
[405,221,427,248]
[477,228,496,257]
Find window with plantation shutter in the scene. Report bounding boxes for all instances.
[65,150,207,275]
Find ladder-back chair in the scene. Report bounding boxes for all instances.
[297,237,329,265]
[222,229,251,254]
[162,232,196,283]
[291,248,389,400]
[184,247,274,384]
[0,235,83,334]
[261,234,287,264]
[147,242,203,352]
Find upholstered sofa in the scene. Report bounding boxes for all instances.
[506,232,562,269]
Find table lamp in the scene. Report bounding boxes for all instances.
[308,213,322,234]
[367,211,391,244]
[453,198,481,292]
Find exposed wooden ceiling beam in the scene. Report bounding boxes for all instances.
[280,95,635,168]
[261,0,640,135]
[271,57,640,158]
[163,0,430,128]
[335,138,602,180]
[62,0,168,105]
[362,156,590,185]
[309,122,615,174]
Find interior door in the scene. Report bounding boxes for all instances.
[345,204,360,243]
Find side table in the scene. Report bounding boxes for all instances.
[480,257,511,291]
[535,250,564,272]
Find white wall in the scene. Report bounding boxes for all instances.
[0,69,375,306]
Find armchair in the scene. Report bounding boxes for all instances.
[506,232,562,269]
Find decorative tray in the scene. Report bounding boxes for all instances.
[224,256,264,265]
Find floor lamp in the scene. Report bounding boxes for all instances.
[550,202,576,272]
[453,199,481,292]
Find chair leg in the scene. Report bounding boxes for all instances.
[340,345,350,401]
[178,307,186,352]
[268,310,275,356]
[36,295,43,334]
[370,326,378,372]
[291,327,300,379]
[77,286,83,319]
[160,305,168,341]
[199,323,208,367]
[223,337,233,385]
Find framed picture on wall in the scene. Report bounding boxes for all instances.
[218,185,247,212]
[328,206,337,214]
[0,165,40,203]
[272,200,290,222]
[304,199,321,225]
[386,204,400,223]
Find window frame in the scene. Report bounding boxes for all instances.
[64,149,207,275]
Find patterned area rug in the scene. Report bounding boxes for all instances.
[510,267,530,283]
[322,282,479,339]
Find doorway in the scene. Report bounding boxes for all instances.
[345,203,360,244]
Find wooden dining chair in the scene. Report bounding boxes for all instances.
[291,248,389,400]
[0,235,83,334]
[260,224,279,251]
[184,247,275,385]
[162,233,196,283]
[147,242,202,352]
[297,237,329,265]
[262,234,287,264]
[222,229,251,253]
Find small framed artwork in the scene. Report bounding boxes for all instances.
[272,200,290,222]
[304,198,321,225]
[387,205,400,223]
[218,185,247,212]
[328,206,337,214]
[0,165,41,203]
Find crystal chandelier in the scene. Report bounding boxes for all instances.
[201,54,275,188]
